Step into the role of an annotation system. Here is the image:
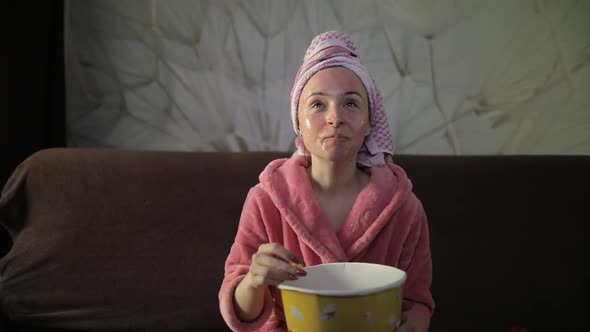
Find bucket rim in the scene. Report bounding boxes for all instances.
[277,262,407,297]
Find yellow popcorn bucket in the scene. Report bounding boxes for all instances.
[278,262,406,332]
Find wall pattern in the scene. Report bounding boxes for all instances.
[66,0,590,154]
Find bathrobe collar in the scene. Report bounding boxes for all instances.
[259,156,413,262]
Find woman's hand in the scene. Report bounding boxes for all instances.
[244,243,306,289]
[397,315,416,332]
[234,243,305,322]
[397,300,416,332]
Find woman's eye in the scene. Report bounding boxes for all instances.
[345,101,358,108]
[311,102,323,108]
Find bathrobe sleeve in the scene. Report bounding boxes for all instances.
[399,198,435,332]
[218,187,277,332]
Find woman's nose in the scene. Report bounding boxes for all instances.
[326,104,344,126]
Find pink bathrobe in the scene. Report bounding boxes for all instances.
[219,156,434,332]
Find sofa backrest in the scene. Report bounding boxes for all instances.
[399,154,590,331]
[1,148,589,331]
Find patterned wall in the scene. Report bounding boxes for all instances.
[66,0,590,154]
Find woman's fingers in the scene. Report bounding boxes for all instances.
[247,243,306,287]
[253,253,306,275]
[256,243,306,274]
[397,313,416,332]
[258,243,302,265]
[250,267,297,286]
[250,255,297,280]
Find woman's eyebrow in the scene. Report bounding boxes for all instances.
[306,91,363,99]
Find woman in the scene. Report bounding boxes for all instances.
[219,31,434,332]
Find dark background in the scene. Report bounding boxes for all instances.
[0,1,65,255]
[1,1,65,185]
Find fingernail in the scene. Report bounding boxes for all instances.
[296,269,307,276]
[288,274,298,280]
[292,262,305,270]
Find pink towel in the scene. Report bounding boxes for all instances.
[290,31,394,166]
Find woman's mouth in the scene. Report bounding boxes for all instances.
[322,134,348,140]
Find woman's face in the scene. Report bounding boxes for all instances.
[297,67,370,163]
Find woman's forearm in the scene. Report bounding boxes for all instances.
[233,273,267,322]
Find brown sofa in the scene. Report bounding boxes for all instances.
[1,148,589,331]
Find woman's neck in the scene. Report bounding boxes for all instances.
[308,156,360,195]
